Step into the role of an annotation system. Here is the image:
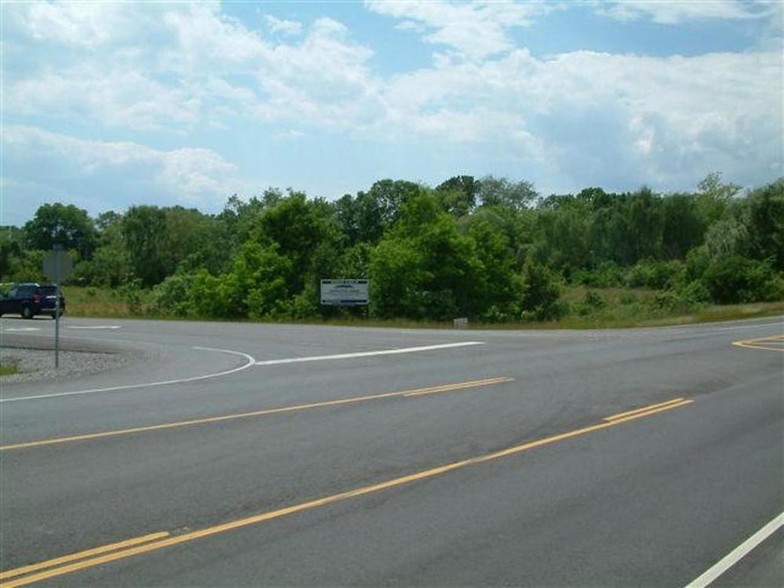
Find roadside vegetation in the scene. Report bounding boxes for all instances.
[54,284,784,329]
[2,172,782,328]
[0,359,19,376]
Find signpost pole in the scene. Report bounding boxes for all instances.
[54,244,62,369]
[44,245,71,370]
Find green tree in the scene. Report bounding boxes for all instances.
[744,179,784,270]
[0,227,24,281]
[702,256,782,304]
[477,176,538,210]
[75,211,130,287]
[520,261,565,321]
[370,192,485,320]
[24,203,97,259]
[333,191,386,246]
[661,194,706,259]
[436,175,479,217]
[367,179,428,228]
[696,172,741,225]
[256,192,338,293]
[532,207,592,273]
[369,237,427,319]
[466,217,522,320]
[123,205,169,286]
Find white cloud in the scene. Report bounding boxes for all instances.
[1,0,780,217]
[365,0,551,59]
[2,126,248,216]
[373,44,781,189]
[22,1,130,47]
[7,68,201,131]
[4,2,380,133]
[265,15,303,37]
[596,0,775,24]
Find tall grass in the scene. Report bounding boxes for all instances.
[57,285,784,328]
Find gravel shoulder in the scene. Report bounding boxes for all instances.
[0,333,141,384]
[0,347,133,383]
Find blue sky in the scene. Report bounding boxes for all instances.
[2,0,781,227]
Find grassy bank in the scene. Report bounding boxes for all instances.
[59,285,784,328]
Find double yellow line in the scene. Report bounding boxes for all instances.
[732,334,784,353]
[0,534,170,586]
[604,397,693,423]
[1,394,693,587]
[1,377,514,452]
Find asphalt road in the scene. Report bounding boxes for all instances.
[1,316,782,586]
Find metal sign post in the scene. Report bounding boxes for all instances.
[43,245,72,369]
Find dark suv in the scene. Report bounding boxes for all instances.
[0,283,66,319]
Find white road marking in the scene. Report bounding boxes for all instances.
[685,512,784,588]
[0,347,256,403]
[67,326,121,330]
[2,327,41,332]
[1,342,485,403]
[254,341,485,366]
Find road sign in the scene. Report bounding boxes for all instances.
[43,247,73,282]
[320,279,369,306]
[42,245,71,369]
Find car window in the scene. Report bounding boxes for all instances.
[40,286,57,295]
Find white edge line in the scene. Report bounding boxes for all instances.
[685,512,784,588]
[254,341,485,366]
[0,347,256,403]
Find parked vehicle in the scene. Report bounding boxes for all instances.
[0,283,66,319]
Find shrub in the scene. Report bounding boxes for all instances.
[572,262,624,288]
[583,290,606,309]
[626,259,685,290]
[520,262,567,321]
[677,280,711,305]
[151,273,196,317]
[649,290,698,313]
[119,279,144,315]
[701,256,783,304]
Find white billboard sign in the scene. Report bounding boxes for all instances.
[320,279,369,306]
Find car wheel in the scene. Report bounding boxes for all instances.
[21,305,33,319]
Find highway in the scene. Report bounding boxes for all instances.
[1,317,782,586]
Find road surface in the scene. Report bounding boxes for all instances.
[1,316,782,586]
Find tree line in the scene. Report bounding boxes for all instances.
[2,173,782,322]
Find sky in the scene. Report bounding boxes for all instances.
[1,0,782,227]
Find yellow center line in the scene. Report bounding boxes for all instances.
[732,335,784,352]
[0,533,170,582]
[604,397,687,422]
[0,377,515,451]
[0,396,693,588]
[404,377,513,397]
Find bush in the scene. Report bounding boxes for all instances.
[151,273,196,317]
[677,280,711,305]
[481,304,519,323]
[572,262,624,288]
[626,259,684,290]
[648,290,699,314]
[119,279,144,315]
[583,290,606,309]
[520,262,567,321]
[701,256,783,304]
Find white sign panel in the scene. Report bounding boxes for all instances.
[320,279,369,306]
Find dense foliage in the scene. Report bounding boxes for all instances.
[2,173,782,322]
